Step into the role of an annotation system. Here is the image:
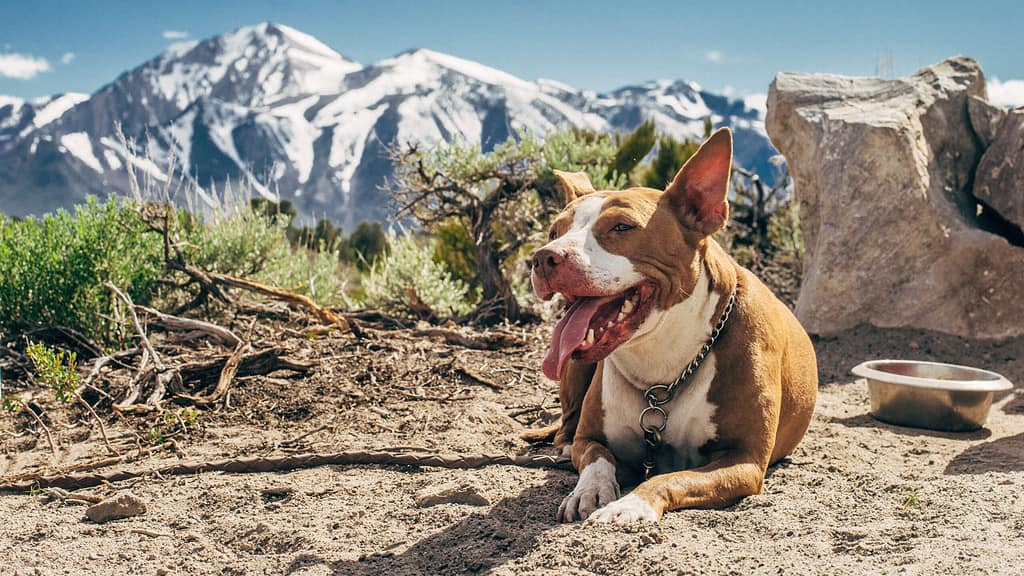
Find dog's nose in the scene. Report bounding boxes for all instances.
[531,248,563,276]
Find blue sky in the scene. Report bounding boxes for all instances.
[2,0,1023,101]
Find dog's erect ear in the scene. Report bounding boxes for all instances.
[553,170,596,206]
[664,128,733,235]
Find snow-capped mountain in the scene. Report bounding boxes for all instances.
[0,23,775,227]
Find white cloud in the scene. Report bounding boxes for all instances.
[60,52,76,64]
[988,77,1024,109]
[162,30,189,40]
[705,50,723,64]
[0,52,51,79]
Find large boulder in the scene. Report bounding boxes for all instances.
[766,57,1024,339]
[973,108,1024,231]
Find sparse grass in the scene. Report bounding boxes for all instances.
[901,489,924,511]
[178,197,355,308]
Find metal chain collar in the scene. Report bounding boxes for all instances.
[640,288,737,479]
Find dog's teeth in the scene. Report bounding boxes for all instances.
[606,320,614,328]
[616,312,625,322]
[622,300,634,314]
[586,329,595,344]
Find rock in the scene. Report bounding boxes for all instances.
[967,95,1007,147]
[973,109,1024,230]
[767,57,1024,339]
[414,481,490,508]
[85,492,147,523]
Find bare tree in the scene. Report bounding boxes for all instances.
[386,132,622,324]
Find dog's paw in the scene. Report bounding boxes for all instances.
[556,458,619,523]
[587,493,660,525]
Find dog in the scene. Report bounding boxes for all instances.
[529,128,817,524]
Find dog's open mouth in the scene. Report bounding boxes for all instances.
[542,282,657,380]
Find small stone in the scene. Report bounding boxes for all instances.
[414,481,490,508]
[85,492,147,523]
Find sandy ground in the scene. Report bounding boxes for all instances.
[1,324,1022,576]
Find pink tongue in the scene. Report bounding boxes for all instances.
[543,295,618,380]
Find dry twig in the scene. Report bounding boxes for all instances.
[0,450,575,491]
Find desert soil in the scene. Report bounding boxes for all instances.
[1,323,1022,576]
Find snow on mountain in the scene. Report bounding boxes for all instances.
[0,93,88,153]
[0,23,776,227]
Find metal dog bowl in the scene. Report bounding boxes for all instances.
[851,360,1013,432]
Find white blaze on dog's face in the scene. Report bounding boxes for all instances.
[539,195,645,296]
[531,129,734,381]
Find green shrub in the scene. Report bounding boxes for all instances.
[362,231,476,318]
[349,221,388,270]
[432,219,477,288]
[25,341,79,402]
[179,202,352,307]
[641,134,700,189]
[0,197,163,343]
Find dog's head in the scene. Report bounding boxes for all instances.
[532,128,733,380]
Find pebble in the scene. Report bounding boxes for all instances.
[85,492,148,523]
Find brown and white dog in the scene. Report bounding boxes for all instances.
[529,128,817,524]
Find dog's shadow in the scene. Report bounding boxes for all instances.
[285,471,571,576]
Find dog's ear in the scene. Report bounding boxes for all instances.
[664,128,732,235]
[553,170,596,205]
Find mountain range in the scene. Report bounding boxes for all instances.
[0,23,776,227]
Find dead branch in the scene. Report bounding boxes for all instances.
[105,282,164,370]
[75,394,119,456]
[451,359,504,390]
[369,327,524,351]
[174,342,249,405]
[129,528,173,538]
[137,305,241,347]
[42,487,104,504]
[0,450,575,491]
[174,347,314,391]
[15,399,57,457]
[208,273,354,334]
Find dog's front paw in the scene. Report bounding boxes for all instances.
[557,458,619,523]
[587,493,660,525]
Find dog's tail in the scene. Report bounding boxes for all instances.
[519,424,560,445]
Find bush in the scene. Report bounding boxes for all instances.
[432,218,477,288]
[0,197,164,343]
[179,201,352,307]
[348,221,388,270]
[0,191,357,346]
[362,231,476,318]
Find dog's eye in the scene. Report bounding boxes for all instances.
[548,228,558,240]
[612,223,636,233]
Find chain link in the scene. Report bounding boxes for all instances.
[640,288,737,478]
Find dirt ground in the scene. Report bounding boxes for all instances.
[1,323,1022,576]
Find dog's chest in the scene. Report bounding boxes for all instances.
[600,353,719,473]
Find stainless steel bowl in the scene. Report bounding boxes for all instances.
[851,360,1013,432]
